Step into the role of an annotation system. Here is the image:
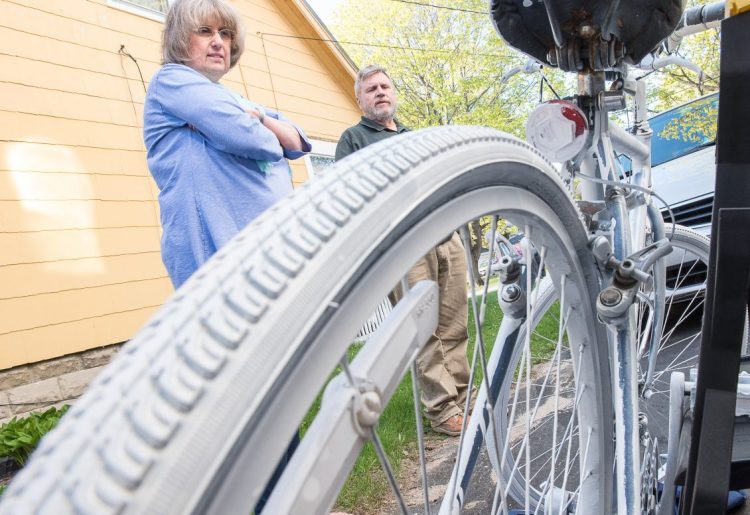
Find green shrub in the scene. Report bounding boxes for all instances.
[0,405,70,467]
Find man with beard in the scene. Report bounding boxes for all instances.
[335,65,472,437]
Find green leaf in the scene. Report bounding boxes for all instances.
[0,405,71,467]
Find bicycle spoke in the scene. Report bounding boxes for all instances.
[524,226,534,511]
[478,216,501,324]
[370,427,410,515]
[410,362,431,515]
[447,226,505,509]
[398,278,432,515]
[548,291,568,505]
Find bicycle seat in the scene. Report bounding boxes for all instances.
[492,0,684,72]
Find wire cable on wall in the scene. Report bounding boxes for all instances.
[258,33,280,110]
[118,45,147,93]
[118,44,147,127]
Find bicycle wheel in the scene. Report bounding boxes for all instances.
[493,223,747,514]
[470,267,610,515]
[637,224,750,441]
[638,224,712,443]
[0,126,611,515]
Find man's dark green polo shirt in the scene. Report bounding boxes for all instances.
[335,116,409,161]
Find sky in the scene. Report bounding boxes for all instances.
[305,0,345,24]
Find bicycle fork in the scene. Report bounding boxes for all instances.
[592,196,673,514]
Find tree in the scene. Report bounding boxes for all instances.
[330,0,568,135]
[329,0,567,282]
[646,0,720,114]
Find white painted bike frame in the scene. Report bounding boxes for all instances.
[444,71,673,515]
[585,74,658,515]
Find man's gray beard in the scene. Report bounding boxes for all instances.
[368,106,396,124]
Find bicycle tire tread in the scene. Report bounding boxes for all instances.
[0,126,579,514]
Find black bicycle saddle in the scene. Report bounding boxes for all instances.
[491,0,684,71]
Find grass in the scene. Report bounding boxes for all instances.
[300,287,561,513]
[529,300,562,363]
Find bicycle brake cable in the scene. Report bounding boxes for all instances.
[571,170,677,240]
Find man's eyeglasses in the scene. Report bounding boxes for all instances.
[194,26,235,42]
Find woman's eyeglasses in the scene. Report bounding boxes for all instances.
[194,26,235,42]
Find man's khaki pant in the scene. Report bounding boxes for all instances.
[391,232,471,427]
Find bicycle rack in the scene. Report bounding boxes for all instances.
[679,4,750,513]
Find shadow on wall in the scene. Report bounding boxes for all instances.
[0,141,170,370]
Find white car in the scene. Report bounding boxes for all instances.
[620,92,717,237]
[647,95,718,299]
[649,93,718,238]
[620,93,718,297]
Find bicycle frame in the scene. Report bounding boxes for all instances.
[577,70,667,514]
[440,69,680,514]
[437,78,661,515]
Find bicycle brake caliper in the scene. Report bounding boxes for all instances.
[593,237,673,325]
[496,255,527,318]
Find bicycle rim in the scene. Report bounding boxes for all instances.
[480,272,610,514]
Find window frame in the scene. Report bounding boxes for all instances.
[107,0,171,21]
[303,139,338,179]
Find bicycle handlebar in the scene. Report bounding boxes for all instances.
[501,60,542,83]
[633,54,705,79]
[631,2,723,80]
[665,1,725,52]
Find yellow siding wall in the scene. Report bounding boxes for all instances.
[0,0,360,369]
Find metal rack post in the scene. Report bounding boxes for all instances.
[681,4,750,513]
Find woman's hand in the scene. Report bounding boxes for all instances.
[246,107,264,123]
[248,109,305,152]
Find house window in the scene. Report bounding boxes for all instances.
[108,0,171,20]
[123,0,169,11]
[304,140,338,178]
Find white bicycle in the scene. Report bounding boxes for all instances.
[0,1,736,514]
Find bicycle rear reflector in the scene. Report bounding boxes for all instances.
[526,100,588,162]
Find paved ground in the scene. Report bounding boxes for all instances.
[390,437,750,513]
[383,311,750,514]
[385,434,496,514]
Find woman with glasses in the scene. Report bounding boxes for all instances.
[143,2,310,511]
[144,0,311,289]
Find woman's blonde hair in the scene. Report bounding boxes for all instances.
[162,0,246,69]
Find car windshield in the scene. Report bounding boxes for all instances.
[618,93,718,172]
[649,93,719,167]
